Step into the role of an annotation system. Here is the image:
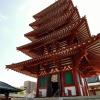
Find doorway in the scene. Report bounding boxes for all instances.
[47,74,60,97]
[51,82,59,96]
[51,74,60,96]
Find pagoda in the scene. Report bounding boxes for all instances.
[7,0,100,97]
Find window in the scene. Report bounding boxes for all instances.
[39,76,47,88]
[64,71,73,85]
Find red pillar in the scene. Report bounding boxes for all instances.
[73,68,81,96]
[36,77,39,97]
[60,71,65,96]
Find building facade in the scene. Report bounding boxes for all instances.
[7,0,100,98]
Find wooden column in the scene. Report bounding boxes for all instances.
[36,77,39,97]
[73,68,81,96]
[60,71,65,96]
[80,74,86,96]
[59,71,62,96]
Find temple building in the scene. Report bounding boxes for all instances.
[0,81,22,100]
[6,0,100,97]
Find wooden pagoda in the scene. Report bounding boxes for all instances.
[6,0,100,97]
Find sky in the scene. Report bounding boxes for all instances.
[0,0,100,87]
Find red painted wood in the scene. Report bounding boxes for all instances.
[6,0,100,98]
[61,71,65,96]
[73,68,81,96]
[36,77,39,97]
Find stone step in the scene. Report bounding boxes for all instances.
[33,96,100,100]
[34,97,61,100]
[11,96,100,100]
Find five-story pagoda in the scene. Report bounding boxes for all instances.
[7,0,100,97]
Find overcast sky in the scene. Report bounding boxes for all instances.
[0,0,100,87]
